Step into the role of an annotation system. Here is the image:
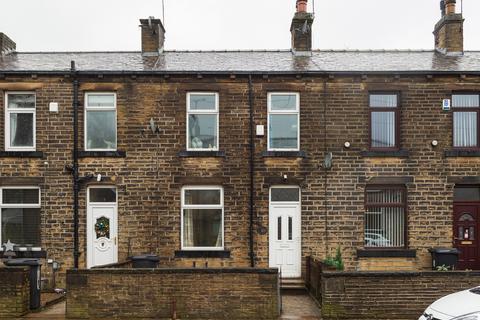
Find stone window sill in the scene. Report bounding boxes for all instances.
[0,151,44,158]
[445,150,480,157]
[261,151,306,158]
[357,249,416,258]
[174,250,231,258]
[78,151,127,158]
[0,250,47,259]
[361,150,410,158]
[178,150,226,158]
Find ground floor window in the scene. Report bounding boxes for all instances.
[181,186,223,250]
[365,186,406,248]
[0,187,41,247]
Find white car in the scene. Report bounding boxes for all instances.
[419,287,480,320]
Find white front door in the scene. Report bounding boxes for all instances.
[87,187,118,268]
[269,186,301,278]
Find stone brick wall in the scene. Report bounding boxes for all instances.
[1,72,480,284]
[320,271,480,320]
[0,267,30,318]
[66,268,279,319]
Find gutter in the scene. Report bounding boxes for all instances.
[248,75,255,268]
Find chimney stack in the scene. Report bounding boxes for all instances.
[140,17,165,56]
[433,0,464,56]
[291,0,314,56]
[0,33,16,56]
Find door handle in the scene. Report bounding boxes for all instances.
[114,237,117,245]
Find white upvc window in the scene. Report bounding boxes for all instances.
[181,186,224,250]
[268,92,300,151]
[0,187,41,248]
[5,92,36,151]
[84,92,117,151]
[186,92,219,151]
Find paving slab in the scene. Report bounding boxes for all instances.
[280,293,322,320]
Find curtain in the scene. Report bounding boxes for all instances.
[371,112,395,148]
[184,210,194,247]
[215,222,222,247]
[454,112,477,147]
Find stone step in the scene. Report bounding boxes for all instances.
[281,278,307,292]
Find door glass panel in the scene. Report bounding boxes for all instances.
[288,216,292,240]
[454,187,480,201]
[89,188,116,203]
[459,213,475,222]
[271,188,299,202]
[277,217,282,241]
[95,216,110,239]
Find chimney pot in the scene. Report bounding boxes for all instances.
[296,0,308,13]
[445,0,456,15]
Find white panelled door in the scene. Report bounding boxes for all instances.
[269,187,301,278]
[87,187,118,268]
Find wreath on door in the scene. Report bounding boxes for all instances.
[95,217,110,239]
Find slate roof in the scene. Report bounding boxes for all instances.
[1,50,480,74]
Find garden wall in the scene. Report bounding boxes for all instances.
[66,268,279,320]
[0,267,30,318]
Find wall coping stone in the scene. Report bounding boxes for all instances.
[67,267,279,276]
[321,270,480,278]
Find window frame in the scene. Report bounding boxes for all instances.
[4,92,37,152]
[186,92,220,151]
[180,185,224,251]
[84,92,118,152]
[0,186,41,247]
[269,185,301,204]
[368,92,401,151]
[364,185,407,249]
[267,92,300,152]
[87,185,118,205]
[451,92,480,150]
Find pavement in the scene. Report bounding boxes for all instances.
[20,293,321,319]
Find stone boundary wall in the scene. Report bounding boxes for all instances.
[66,268,279,319]
[0,267,30,318]
[320,271,480,320]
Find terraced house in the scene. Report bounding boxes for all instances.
[0,0,480,286]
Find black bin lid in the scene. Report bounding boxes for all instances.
[4,258,42,266]
[130,255,159,262]
[428,247,460,254]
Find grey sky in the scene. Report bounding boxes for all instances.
[1,0,479,52]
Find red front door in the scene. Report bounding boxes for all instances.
[454,205,480,270]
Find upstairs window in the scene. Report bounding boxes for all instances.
[85,93,117,151]
[181,186,223,250]
[0,187,41,247]
[369,93,399,150]
[365,186,406,248]
[268,93,300,151]
[5,92,36,151]
[452,94,480,148]
[187,92,219,151]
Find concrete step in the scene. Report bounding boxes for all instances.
[281,278,307,293]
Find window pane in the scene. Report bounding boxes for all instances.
[454,187,480,202]
[371,112,395,148]
[89,188,116,203]
[1,208,41,246]
[269,114,298,149]
[370,94,397,108]
[454,112,477,147]
[86,111,117,150]
[271,188,300,202]
[9,113,34,147]
[184,189,221,205]
[188,114,218,149]
[8,94,35,109]
[365,207,404,248]
[189,94,217,110]
[452,95,480,108]
[183,209,222,248]
[366,188,403,204]
[277,217,282,240]
[2,189,39,204]
[270,94,297,111]
[288,216,293,240]
[87,94,115,107]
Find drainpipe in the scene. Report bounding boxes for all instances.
[248,75,255,267]
[71,61,80,269]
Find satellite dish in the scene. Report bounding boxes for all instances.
[323,152,333,169]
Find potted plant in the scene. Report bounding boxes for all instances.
[321,247,345,271]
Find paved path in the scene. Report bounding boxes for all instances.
[280,293,322,319]
[23,301,65,319]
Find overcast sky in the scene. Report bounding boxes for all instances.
[1,0,479,52]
